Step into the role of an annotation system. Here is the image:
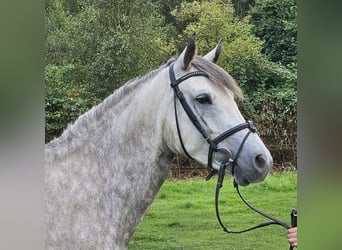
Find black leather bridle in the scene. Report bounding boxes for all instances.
[169,63,296,249]
[169,63,254,170]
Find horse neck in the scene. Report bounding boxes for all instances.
[48,68,172,168]
[98,68,171,158]
[46,68,174,247]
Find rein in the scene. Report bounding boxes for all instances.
[213,162,290,233]
[213,167,297,250]
[169,63,297,249]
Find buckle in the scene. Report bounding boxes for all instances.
[247,120,257,133]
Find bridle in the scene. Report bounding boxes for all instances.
[169,63,255,170]
[169,63,296,249]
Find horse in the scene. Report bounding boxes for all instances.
[45,35,273,249]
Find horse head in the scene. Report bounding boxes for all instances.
[165,34,273,186]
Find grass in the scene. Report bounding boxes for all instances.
[129,172,297,250]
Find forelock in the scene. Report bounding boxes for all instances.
[191,56,243,100]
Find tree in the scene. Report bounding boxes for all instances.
[249,0,297,67]
[171,1,269,90]
[231,0,255,19]
[171,0,295,91]
[45,0,175,141]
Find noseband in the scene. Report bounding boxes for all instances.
[169,63,295,249]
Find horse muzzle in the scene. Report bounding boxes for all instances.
[207,121,273,186]
[233,150,273,186]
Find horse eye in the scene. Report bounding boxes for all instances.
[195,94,212,104]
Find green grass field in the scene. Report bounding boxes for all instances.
[129,172,297,250]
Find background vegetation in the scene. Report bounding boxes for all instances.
[45,0,297,169]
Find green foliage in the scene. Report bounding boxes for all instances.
[249,0,297,66]
[129,173,297,249]
[46,0,175,99]
[171,1,296,92]
[45,64,99,142]
[171,0,297,127]
[45,0,175,140]
[240,60,297,140]
[171,1,265,89]
[231,0,255,19]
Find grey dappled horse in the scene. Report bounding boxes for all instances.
[45,36,273,249]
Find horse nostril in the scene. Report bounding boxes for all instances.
[255,154,266,168]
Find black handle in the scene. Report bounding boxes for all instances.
[289,209,297,250]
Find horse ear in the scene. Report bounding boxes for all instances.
[174,33,197,71]
[203,40,222,64]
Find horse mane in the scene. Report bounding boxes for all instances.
[91,58,176,120]
[192,56,243,100]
